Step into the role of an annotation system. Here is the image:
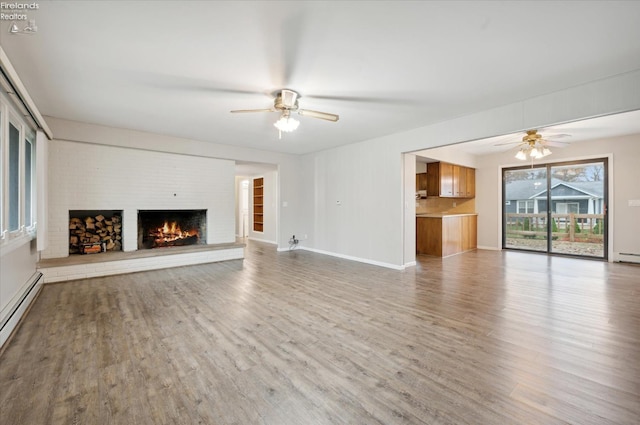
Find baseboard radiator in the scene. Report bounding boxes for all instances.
[0,272,43,349]
[615,252,640,264]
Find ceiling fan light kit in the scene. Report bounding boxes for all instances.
[274,110,300,138]
[513,130,555,160]
[231,89,339,138]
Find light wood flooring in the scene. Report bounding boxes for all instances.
[1,241,639,424]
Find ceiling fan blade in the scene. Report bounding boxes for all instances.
[306,94,420,105]
[298,109,339,122]
[544,133,572,139]
[123,71,269,96]
[230,108,275,114]
[543,140,571,147]
[493,141,523,146]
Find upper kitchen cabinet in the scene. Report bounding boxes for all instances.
[416,173,428,191]
[427,162,476,198]
[465,167,475,198]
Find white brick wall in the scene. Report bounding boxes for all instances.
[43,140,236,259]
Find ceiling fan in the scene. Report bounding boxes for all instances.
[231,89,339,138]
[495,129,570,160]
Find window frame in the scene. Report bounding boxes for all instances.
[7,115,22,235]
[556,202,579,214]
[0,91,37,247]
[517,199,534,214]
[24,128,35,229]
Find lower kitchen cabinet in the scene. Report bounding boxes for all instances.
[416,214,477,257]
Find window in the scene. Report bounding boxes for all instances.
[556,202,579,214]
[1,93,37,244]
[517,200,534,214]
[25,131,35,227]
[8,121,20,231]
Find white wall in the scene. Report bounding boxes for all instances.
[45,117,303,252]
[300,138,404,268]
[43,140,236,258]
[474,134,640,258]
[0,239,40,347]
[403,154,417,266]
[297,70,640,268]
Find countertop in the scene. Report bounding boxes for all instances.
[416,213,478,218]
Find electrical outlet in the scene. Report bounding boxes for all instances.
[336,200,342,206]
[303,234,308,240]
[453,202,457,207]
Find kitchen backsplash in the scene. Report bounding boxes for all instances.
[416,197,475,214]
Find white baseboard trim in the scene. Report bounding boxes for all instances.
[477,245,502,251]
[293,246,405,270]
[0,272,43,350]
[404,261,417,267]
[276,246,295,252]
[248,237,277,245]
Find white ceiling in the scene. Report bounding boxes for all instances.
[414,109,640,161]
[2,1,640,155]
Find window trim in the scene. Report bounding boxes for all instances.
[6,112,23,237]
[517,199,534,214]
[556,202,579,214]
[0,91,37,250]
[24,129,35,230]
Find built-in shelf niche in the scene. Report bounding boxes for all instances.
[253,177,264,232]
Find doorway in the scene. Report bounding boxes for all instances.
[503,158,608,259]
[240,179,249,238]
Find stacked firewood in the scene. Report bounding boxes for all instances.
[69,214,122,254]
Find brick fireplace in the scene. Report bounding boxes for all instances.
[37,128,243,282]
[42,138,236,260]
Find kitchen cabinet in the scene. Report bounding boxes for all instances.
[416,173,428,191]
[427,162,475,198]
[416,214,477,257]
[465,167,476,198]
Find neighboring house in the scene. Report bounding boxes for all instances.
[505,179,604,215]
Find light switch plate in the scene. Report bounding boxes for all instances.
[629,200,640,207]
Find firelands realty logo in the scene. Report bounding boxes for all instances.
[1,2,38,20]
[1,2,39,34]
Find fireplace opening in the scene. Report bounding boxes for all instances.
[138,210,207,249]
[69,210,123,255]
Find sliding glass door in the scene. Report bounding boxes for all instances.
[503,159,607,259]
[504,166,548,252]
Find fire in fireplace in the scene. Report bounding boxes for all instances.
[138,210,207,249]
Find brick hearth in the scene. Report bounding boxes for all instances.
[37,242,245,283]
